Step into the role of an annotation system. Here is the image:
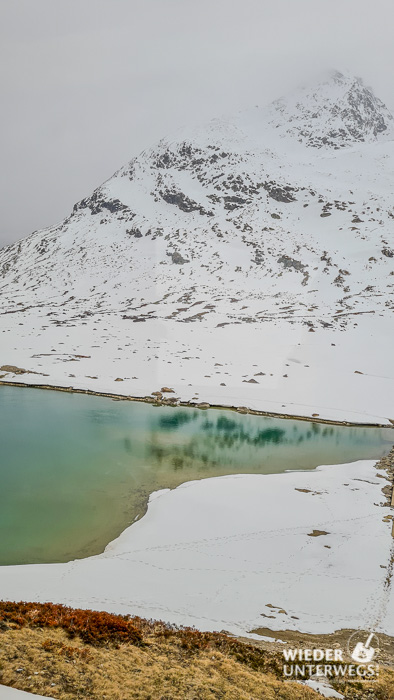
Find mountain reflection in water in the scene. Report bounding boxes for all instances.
[0,386,392,565]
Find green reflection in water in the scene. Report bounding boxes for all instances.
[0,386,392,565]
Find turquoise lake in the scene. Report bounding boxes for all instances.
[0,385,393,565]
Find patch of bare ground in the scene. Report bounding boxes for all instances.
[0,603,393,699]
[0,603,311,700]
[246,628,394,668]
[246,628,394,698]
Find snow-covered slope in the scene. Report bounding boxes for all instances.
[0,71,393,423]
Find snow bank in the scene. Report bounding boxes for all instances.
[0,460,392,638]
[1,316,393,425]
[0,687,54,699]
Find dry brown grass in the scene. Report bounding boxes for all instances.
[0,603,393,699]
[0,626,317,700]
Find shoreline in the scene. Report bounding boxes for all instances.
[0,378,392,429]
[0,459,393,639]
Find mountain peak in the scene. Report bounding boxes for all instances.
[265,70,394,149]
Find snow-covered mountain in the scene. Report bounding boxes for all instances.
[0,70,393,424]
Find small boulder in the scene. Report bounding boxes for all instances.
[0,364,28,374]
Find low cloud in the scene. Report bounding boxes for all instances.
[1,0,393,247]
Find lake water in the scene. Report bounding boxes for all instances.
[0,385,393,565]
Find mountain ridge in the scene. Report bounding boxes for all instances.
[260,70,394,148]
[0,71,393,424]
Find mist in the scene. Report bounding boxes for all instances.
[1,0,394,247]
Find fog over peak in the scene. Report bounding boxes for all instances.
[1,0,394,248]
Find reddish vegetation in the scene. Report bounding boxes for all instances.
[1,602,393,699]
[41,638,91,660]
[0,601,280,675]
[0,601,143,647]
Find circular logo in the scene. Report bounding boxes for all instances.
[347,631,379,663]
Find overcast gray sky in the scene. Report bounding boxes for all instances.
[1,0,394,247]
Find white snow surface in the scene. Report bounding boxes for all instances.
[0,688,54,700]
[0,460,393,638]
[299,679,344,699]
[0,71,393,423]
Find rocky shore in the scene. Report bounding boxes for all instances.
[375,447,394,508]
[0,378,392,429]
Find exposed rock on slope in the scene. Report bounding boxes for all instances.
[0,71,393,423]
[264,70,394,148]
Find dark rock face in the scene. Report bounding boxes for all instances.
[345,82,389,138]
[159,189,212,216]
[35,239,50,255]
[263,182,297,203]
[278,256,306,272]
[169,251,190,265]
[382,247,394,258]
[74,190,130,216]
[223,195,250,211]
[252,248,264,265]
[126,228,143,238]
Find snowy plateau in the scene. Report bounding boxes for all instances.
[0,70,393,424]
